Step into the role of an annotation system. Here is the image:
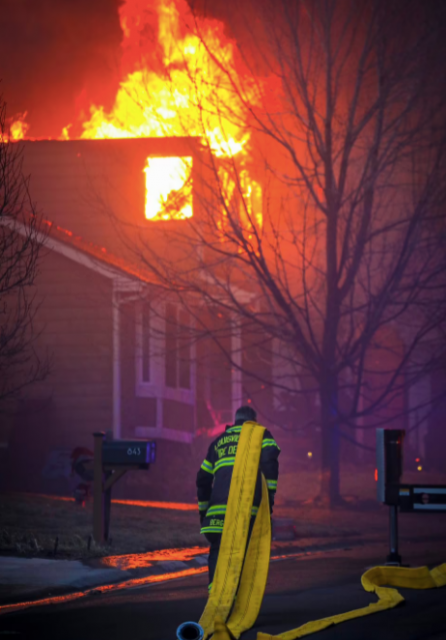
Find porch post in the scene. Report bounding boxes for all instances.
[112,284,121,439]
[231,320,242,418]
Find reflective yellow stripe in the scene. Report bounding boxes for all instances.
[206,505,259,517]
[201,459,214,474]
[201,526,224,534]
[262,439,280,451]
[214,457,236,471]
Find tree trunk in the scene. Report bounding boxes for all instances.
[319,373,341,507]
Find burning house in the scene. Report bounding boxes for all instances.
[1,134,275,499]
[2,0,446,505]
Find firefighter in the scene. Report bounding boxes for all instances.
[196,405,280,590]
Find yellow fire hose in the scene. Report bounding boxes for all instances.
[199,421,271,640]
[196,422,446,640]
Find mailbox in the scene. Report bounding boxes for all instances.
[102,440,156,467]
[92,432,156,544]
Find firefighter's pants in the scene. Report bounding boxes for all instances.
[204,518,256,586]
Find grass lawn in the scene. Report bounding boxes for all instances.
[0,493,205,559]
[1,464,445,559]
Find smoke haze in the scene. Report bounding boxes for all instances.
[0,0,123,137]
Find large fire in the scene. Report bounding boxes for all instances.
[9,0,262,223]
[80,0,249,158]
[10,0,262,224]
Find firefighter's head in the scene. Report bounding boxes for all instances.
[234,405,257,425]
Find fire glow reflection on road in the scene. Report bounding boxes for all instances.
[31,493,197,511]
[0,546,344,617]
[0,567,207,617]
[102,546,207,570]
[112,499,197,511]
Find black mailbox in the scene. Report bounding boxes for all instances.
[93,433,157,545]
[102,440,156,466]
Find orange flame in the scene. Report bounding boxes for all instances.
[73,0,260,223]
[9,112,30,141]
[12,0,263,226]
[79,0,250,157]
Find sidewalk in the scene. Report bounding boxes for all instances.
[0,556,131,602]
[0,536,371,611]
[0,548,209,607]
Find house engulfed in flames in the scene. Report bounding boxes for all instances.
[4,0,443,498]
[1,0,277,499]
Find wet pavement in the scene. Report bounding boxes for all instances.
[0,539,346,609]
[0,539,444,640]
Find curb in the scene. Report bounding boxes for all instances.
[0,552,211,612]
[0,539,367,614]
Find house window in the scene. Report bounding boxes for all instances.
[165,304,191,390]
[143,156,193,220]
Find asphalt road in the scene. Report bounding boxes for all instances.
[1,539,445,640]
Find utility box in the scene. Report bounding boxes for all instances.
[102,440,156,467]
[376,429,405,505]
[376,427,445,566]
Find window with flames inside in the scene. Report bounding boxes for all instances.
[144,156,193,221]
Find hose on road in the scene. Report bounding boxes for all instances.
[193,421,446,640]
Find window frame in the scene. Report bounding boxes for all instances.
[135,300,195,406]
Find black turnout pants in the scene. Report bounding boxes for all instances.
[204,518,255,586]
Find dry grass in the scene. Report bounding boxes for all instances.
[0,493,205,559]
[1,464,445,559]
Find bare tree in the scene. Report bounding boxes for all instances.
[0,96,48,402]
[103,0,446,505]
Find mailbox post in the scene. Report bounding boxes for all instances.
[92,432,156,544]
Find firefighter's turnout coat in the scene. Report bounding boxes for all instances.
[196,422,280,535]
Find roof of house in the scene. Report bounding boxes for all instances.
[17,138,200,287]
[40,217,158,285]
